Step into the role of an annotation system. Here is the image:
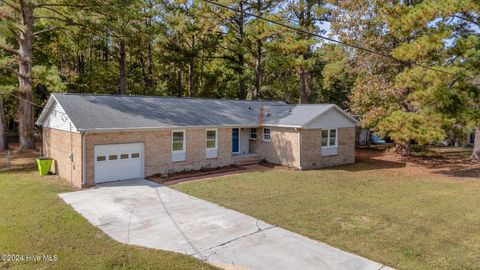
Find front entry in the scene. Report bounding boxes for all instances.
[232,128,239,153]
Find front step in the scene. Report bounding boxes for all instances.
[233,154,260,166]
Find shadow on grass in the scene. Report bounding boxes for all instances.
[337,158,407,172]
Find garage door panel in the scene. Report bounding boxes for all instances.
[94,143,144,183]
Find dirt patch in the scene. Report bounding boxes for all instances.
[356,148,480,179]
[0,149,40,171]
[148,164,275,186]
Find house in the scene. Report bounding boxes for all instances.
[36,93,359,188]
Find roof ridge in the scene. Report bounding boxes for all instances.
[53,93,284,103]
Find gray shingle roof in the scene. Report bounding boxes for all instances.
[38,93,354,131]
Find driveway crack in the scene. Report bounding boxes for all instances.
[154,187,205,259]
[197,223,277,260]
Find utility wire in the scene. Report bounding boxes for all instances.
[4,92,67,115]
[202,0,461,78]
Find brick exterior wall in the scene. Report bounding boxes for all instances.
[84,128,233,187]
[42,126,355,189]
[42,128,83,188]
[250,127,300,167]
[300,127,355,169]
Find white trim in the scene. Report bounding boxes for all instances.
[171,129,186,153]
[36,95,79,131]
[262,127,271,141]
[321,128,338,148]
[206,128,218,150]
[303,105,359,128]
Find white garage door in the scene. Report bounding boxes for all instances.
[94,143,144,183]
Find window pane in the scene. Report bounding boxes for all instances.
[109,155,117,160]
[207,130,216,140]
[173,141,183,151]
[264,128,271,134]
[250,128,257,139]
[173,132,184,142]
[329,129,336,145]
[207,140,216,148]
[321,130,328,146]
[120,154,129,159]
[131,153,140,158]
[97,156,106,161]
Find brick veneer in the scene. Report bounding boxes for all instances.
[300,127,355,169]
[249,127,300,167]
[84,128,233,187]
[43,126,355,189]
[42,128,83,188]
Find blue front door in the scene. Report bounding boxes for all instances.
[232,128,239,153]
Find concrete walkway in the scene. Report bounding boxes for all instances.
[59,179,393,270]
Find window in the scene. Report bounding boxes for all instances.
[206,129,218,158]
[250,128,257,140]
[206,129,217,149]
[120,154,129,159]
[97,156,106,162]
[263,128,271,141]
[321,128,337,147]
[109,155,117,160]
[131,153,140,158]
[172,131,185,152]
[172,130,186,162]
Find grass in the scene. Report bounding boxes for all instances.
[0,170,216,270]
[173,160,480,270]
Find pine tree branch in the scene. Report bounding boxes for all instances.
[0,42,19,56]
[0,0,21,12]
[33,26,57,35]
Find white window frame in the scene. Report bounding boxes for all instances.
[172,129,186,153]
[321,128,338,148]
[250,128,257,140]
[206,128,218,150]
[263,128,271,141]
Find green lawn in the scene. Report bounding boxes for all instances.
[173,160,480,270]
[0,170,215,270]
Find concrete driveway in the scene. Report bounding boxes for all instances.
[59,179,392,270]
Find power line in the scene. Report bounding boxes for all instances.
[202,0,461,78]
[4,92,67,116]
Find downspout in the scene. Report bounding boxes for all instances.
[82,131,89,187]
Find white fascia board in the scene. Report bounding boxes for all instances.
[36,94,79,131]
[35,96,56,125]
[302,105,359,128]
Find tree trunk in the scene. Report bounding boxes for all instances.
[0,98,7,150]
[177,69,183,97]
[118,38,127,95]
[237,1,246,100]
[17,3,35,151]
[253,0,262,100]
[402,141,412,156]
[254,38,262,100]
[146,41,153,94]
[188,59,194,97]
[188,35,195,97]
[472,126,480,160]
[299,69,309,104]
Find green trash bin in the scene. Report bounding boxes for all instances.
[36,157,53,176]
